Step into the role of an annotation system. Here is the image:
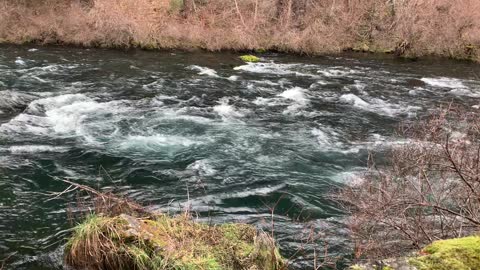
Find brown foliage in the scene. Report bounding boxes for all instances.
[337,106,480,260]
[0,0,479,59]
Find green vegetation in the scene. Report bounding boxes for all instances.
[65,213,285,270]
[239,55,260,63]
[169,0,184,13]
[409,236,480,270]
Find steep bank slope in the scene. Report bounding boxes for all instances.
[1,0,479,61]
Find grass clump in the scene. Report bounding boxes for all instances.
[168,0,184,13]
[65,213,285,270]
[409,236,480,270]
[239,55,260,63]
[348,265,365,270]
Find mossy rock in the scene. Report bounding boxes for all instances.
[239,55,260,63]
[409,236,480,270]
[65,214,285,270]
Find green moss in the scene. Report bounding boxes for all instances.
[169,0,184,13]
[409,236,480,270]
[65,214,284,270]
[239,55,260,63]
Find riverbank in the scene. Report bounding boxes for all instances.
[1,0,479,61]
[1,45,480,269]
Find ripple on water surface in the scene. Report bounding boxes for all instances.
[1,47,480,269]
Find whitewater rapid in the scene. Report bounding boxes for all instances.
[1,47,480,269]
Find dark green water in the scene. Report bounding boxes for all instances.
[1,45,480,269]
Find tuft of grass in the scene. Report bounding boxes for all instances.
[349,265,365,270]
[168,0,184,14]
[65,213,285,270]
[409,236,480,270]
[239,55,260,63]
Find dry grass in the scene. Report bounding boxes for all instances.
[0,0,479,60]
[65,213,286,270]
[59,179,285,270]
[336,106,480,261]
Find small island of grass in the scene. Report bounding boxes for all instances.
[65,213,285,270]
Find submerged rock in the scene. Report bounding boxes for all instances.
[65,214,285,270]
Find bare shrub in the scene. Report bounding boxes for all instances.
[337,106,480,260]
[0,0,479,59]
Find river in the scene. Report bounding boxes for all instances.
[1,45,480,269]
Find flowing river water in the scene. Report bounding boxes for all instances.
[1,45,480,269]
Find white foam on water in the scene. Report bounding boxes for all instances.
[353,80,367,95]
[213,98,245,119]
[346,134,411,154]
[119,134,200,150]
[331,170,365,185]
[311,127,343,149]
[339,94,419,117]
[252,79,280,86]
[186,159,217,177]
[227,75,239,81]
[149,95,179,106]
[234,62,316,77]
[188,183,288,206]
[0,94,129,144]
[282,103,305,115]
[158,107,213,124]
[188,65,219,77]
[252,97,278,106]
[421,77,466,89]
[317,67,358,77]
[15,57,26,66]
[31,76,48,83]
[234,62,297,73]
[28,48,38,52]
[17,64,80,78]
[142,79,165,91]
[8,145,69,154]
[252,87,311,115]
[449,88,480,97]
[26,93,90,113]
[277,87,310,115]
[339,94,369,108]
[278,87,308,104]
[311,80,329,87]
[46,100,109,134]
[227,183,287,198]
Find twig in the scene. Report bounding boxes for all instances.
[233,0,246,28]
